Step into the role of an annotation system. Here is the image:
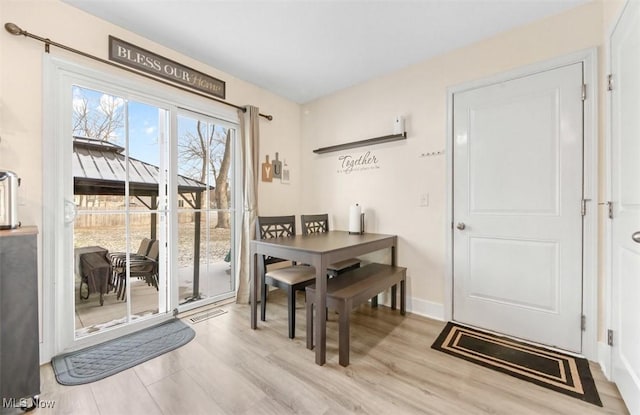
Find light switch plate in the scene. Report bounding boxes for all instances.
[419,193,429,207]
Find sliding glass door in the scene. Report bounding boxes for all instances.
[176,112,236,307]
[46,57,239,354]
[71,85,169,338]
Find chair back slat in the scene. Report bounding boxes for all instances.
[257,215,296,239]
[301,214,329,235]
[256,215,296,266]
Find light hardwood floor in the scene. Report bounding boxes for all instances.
[27,291,629,415]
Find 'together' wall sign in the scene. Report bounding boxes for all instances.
[337,151,380,174]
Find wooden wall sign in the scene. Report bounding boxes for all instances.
[261,155,273,182]
[281,160,290,184]
[272,152,282,179]
[261,153,291,183]
[109,36,225,99]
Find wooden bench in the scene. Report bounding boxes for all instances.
[305,262,406,366]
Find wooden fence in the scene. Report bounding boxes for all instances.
[74,212,220,228]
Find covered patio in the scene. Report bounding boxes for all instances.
[72,136,228,335]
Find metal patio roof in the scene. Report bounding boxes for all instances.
[72,136,209,196]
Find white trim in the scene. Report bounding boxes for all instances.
[444,85,454,323]
[407,297,445,321]
[581,49,599,362]
[376,294,445,321]
[599,0,627,382]
[168,104,180,315]
[41,55,59,363]
[598,341,612,379]
[445,48,599,361]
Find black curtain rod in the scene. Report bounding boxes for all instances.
[4,22,273,121]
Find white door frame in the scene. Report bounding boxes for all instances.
[445,48,598,361]
[599,0,628,381]
[604,6,640,407]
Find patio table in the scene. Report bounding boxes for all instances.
[76,246,110,306]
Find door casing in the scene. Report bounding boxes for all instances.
[445,48,598,360]
[606,0,640,410]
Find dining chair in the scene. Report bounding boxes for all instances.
[301,214,361,277]
[256,215,316,339]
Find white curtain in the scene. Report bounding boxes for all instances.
[236,105,260,303]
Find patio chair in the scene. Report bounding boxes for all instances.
[112,240,160,301]
[301,214,361,277]
[257,215,316,339]
[107,237,153,287]
[130,240,160,289]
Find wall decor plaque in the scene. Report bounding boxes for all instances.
[261,155,273,182]
[109,36,225,99]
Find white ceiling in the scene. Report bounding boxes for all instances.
[62,0,590,104]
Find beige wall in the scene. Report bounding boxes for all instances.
[0,0,303,223]
[0,0,303,341]
[300,1,612,323]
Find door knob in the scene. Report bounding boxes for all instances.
[633,231,640,243]
[456,222,466,230]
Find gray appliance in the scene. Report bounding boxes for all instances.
[0,228,40,409]
[0,170,20,229]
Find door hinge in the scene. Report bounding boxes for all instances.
[581,199,591,216]
[607,74,614,91]
[607,329,614,346]
[581,84,587,101]
[581,315,586,331]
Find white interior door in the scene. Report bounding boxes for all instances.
[611,1,640,413]
[453,63,584,352]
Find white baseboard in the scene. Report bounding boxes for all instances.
[598,341,612,380]
[406,297,445,321]
[374,293,444,321]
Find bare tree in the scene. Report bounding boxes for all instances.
[213,129,232,228]
[178,121,209,183]
[73,92,125,141]
[72,89,126,209]
[178,121,232,228]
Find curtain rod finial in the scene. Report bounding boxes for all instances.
[4,22,24,36]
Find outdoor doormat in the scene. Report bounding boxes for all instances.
[431,322,602,406]
[52,318,195,385]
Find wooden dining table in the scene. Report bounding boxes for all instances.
[250,230,397,365]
